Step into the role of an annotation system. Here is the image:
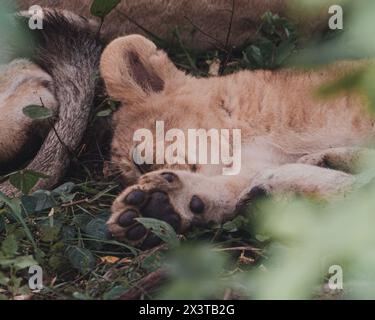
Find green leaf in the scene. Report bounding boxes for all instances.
[23,105,53,120]
[61,226,77,243]
[73,292,92,300]
[13,255,38,270]
[73,214,92,230]
[96,109,113,117]
[1,235,18,257]
[141,251,164,272]
[0,192,37,251]
[275,40,296,66]
[48,255,67,271]
[255,234,271,242]
[21,191,57,214]
[90,0,121,19]
[136,218,180,248]
[0,192,22,215]
[0,271,10,286]
[9,170,49,195]
[103,286,128,300]
[316,69,365,98]
[66,246,96,273]
[222,216,248,233]
[40,224,61,243]
[52,182,76,202]
[32,191,57,211]
[85,218,110,240]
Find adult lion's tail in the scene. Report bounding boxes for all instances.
[1,10,103,196]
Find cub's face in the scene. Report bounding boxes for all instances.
[101,35,225,185]
[100,35,251,247]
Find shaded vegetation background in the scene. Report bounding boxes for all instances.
[1,0,375,300]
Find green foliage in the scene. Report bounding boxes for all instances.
[103,285,128,300]
[8,170,49,195]
[66,246,96,273]
[0,233,38,299]
[164,11,298,76]
[23,105,54,120]
[242,12,297,70]
[137,218,180,248]
[159,245,231,299]
[294,0,375,65]
[94,100,120,119]
[0,180,141,299]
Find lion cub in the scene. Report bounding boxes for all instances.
[1,1,328,194]
[101,35,375,248]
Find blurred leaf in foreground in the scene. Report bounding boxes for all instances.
[247,178,375,299]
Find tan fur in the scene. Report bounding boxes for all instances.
[100,35,375,244]
[0,59,57,164]
[15,0,328,51]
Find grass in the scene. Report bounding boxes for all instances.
[0,173,263,299]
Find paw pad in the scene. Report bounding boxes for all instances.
[110,188,182,248]
[125,190,146,206]
[189,195,205,214]
[126,224,147,241]
[118,210,138,227]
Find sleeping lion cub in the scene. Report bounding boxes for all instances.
[101,35,375,248]
[0,3,371,249]
[0,0,328,193]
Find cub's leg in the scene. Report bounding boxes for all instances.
[238,164,355,209]
[108,164,356,248]
[108,170,250,248]
[297,147,375,174]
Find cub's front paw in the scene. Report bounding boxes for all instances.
[107,170,210,249]
[237,164,355,210]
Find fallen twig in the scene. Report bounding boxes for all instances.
[183,15,227,52]
[119,268,169,300]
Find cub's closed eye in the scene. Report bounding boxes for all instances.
[134,161,152,174]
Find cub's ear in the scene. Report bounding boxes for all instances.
[100,35,184,104]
